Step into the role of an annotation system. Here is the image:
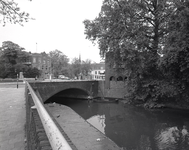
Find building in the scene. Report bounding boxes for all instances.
[31,52,51,79]
[20,52,51,79]
[90,62,105,80]
[104,52,128,98]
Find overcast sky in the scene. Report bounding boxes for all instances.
[0,0,103,63]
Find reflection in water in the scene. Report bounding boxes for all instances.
[155,126,189,150]
[47,97,189,150]
[139,135,151,150]
[155,126,180,150]
[87,115,106,134]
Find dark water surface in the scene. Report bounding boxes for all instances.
[48,97,189,150]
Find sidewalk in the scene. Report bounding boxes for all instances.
[0,83,26,150]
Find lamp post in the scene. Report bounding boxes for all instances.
[15,69,19,88]
[17,73,18,88]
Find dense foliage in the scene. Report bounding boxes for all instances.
[160,1,189,102]
[49,50,69,78]
[69,57,92,79]
[0,41,40,78]
[49,50,92,79]
[84,0,189,104]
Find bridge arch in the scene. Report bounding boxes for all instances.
[30,81,98,103]
[49,88,90,99]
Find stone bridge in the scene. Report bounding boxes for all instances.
[29,80,100,103]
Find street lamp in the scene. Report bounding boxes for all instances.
[15,69,19,88]
[17,73,18,88]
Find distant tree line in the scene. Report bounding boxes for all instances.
[0,41,93,79]
[49,49,92,79]
[84,0,189,104]
[0,41,41,78]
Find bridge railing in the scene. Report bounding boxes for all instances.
[26,81,72,150]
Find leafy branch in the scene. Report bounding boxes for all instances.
[0,0,33,26]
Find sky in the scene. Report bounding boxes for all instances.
[0,0,103,63]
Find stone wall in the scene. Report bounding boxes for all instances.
[99,80,128,98]
[103,52,129,98]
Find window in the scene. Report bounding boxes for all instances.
[33,57,36,63]
[100,70,105,74]
[38,58,41,63]
[117,76,123,81]
[110,76,115,81]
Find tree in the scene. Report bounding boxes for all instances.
[159,1,189,102]
[0,0,32,26]
[0,41,21,78]
[0,41,28,64]
[49,49,69,78]
[24,67,41,78]
[83,0,179,102]
[0,60,9,78]
[70,57,81,78]
[81,59,92,76]
[85,0,173,55]
[0,41,30,78]
[0,41,20,65]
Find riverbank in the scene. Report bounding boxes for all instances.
[45,103,121,150]
[119,99,189,110]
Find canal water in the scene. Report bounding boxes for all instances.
[48,97,189,150]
